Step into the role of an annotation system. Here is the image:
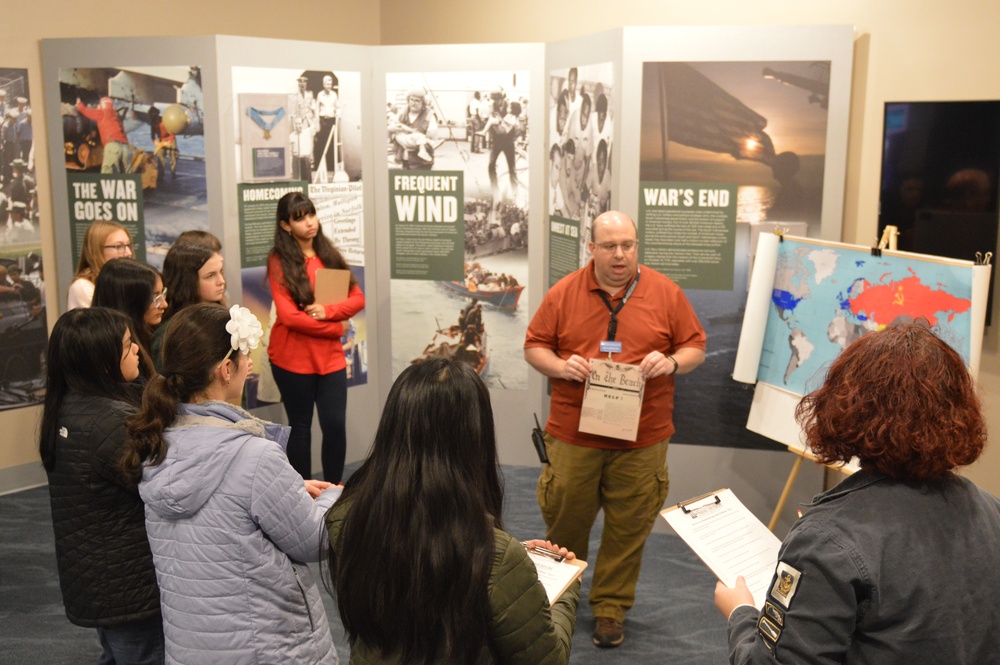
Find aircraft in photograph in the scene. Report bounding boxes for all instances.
[59,66,204,174]
[762,63,830,110]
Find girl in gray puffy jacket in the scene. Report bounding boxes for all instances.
[122,303,341,664]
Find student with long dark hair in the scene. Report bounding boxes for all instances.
[93,257,167,380]
[267,191,365,483]
[121,303,341,663]
[715,323,1000,664]
[40,307,163,664]
[326,357,579,664]
[151,242,226,372]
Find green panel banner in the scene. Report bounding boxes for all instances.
[67,173,146,264]
[237,181,307,268]
[638,180,737,290]
[389,169,464,280]
[547,214,582,287]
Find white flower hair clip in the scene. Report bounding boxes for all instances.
[222,304,264,361]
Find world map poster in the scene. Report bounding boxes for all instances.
[760,238,976,395]
[735,233,990,449]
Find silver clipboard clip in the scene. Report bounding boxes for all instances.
[678,491,722,515]
[521,542,565,562]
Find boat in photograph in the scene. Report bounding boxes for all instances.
[411,318,489,376]
[437,261,524,310]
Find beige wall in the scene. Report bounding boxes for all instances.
[0,1,381,479]
[4,1,1000,493]
[380,0,1000,494]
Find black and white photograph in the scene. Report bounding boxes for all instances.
[548,63,614,267]
[233,68,363,185]
[387,71,530,390]
[1,67,46,411]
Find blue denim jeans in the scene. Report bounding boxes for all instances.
[95,615,164,665]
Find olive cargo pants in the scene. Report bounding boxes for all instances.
[537,434,670,622]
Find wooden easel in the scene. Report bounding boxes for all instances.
[768,446,855,531]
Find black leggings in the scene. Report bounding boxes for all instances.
[270,362,348,483]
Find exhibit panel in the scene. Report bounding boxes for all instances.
[615,26,854,447]
[611,25,855,527]
[544,28,623,285]
[0,67,47,414]
[214,36,380,465]
[373,43,546,465]
[230,66,369,398]
[42,38,224,287]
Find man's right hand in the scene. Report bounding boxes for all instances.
[560,354,591,382]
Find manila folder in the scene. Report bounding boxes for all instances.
[314,269,351,305]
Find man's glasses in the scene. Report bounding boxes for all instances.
[153,287,168,307]
[104,242,133,254]
[593,240,638,254]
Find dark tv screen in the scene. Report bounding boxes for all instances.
[878,100,1000,322]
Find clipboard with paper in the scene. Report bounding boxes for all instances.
[522,544,588,605]
[660,488,780,609]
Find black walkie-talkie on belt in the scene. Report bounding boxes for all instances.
[531,413,549,464]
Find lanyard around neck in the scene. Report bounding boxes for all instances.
[596,266,640,342]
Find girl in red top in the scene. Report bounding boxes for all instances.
[267,192,365,483]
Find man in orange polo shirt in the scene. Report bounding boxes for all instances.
[524,210,706,648]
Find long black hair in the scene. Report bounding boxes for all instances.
[268,192,355,308]
[40,308,138,471]
[92,257,159,378]
[120,303,239,485]
[329,357,504,664]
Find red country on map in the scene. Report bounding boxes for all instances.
[849,270,972,328]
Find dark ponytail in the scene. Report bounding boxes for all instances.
[122,303,237,485]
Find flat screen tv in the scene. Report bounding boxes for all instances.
[878,100,1000,323]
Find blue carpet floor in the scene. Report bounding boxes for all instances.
[0,465,730,664]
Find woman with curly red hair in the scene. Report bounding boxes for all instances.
[715,322,1000,664]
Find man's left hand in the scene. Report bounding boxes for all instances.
[639,350,673,378]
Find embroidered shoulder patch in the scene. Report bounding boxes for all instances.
[757,615,781,644]
[769,560,802,608]
[764,601,785,626]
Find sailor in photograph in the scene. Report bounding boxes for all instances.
[388,88,436,170]
[313,74,340,174]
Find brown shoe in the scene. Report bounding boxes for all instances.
[592,616,624,648]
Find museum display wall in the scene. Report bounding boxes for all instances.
[2,3,998,537]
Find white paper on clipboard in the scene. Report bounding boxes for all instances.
[661,488,781,610]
